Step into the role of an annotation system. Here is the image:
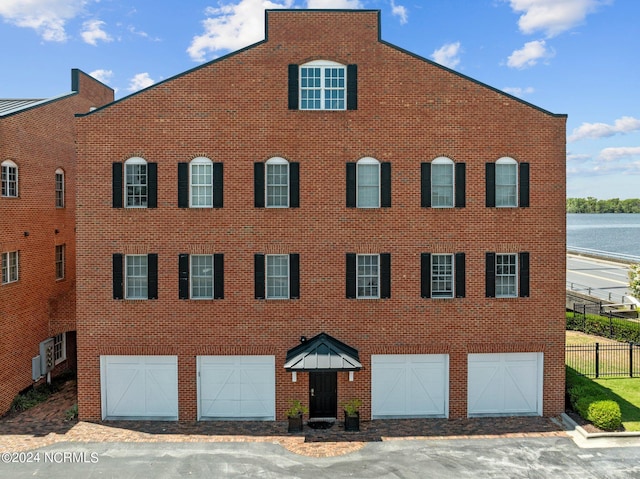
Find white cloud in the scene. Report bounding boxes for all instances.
[507,40,553,69]
[390,0,408,25]
[598,147,640,162]
[187,0,295,62]
[0,0,88,42]
[568,116,640,142]
[127,73,155,92]
[306,0,363,7]
[502,86,535,97]
[430,42,462,69]
[81,19,112,45]
[506,0,611,37]
[89,69,113,84]
[566,153,592,162]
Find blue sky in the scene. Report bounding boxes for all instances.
[1,0,638,199]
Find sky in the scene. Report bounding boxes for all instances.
[0,0,638,199]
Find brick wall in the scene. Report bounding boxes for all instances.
[0,70,113,414]
[76,10,566,421]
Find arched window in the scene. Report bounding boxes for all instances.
[431,157,454,208]
[190,157,213,207]
[1,160,18,197]
[495,157,518,207]
[300,60,346,110]
[55,168,65,208]
[356,157,380,208]
[266,157,289,207]
[124,157,148,208]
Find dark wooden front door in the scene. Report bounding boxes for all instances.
[309,371,337,418]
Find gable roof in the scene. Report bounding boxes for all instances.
[284,332,362,371]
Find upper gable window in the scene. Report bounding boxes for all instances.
[289,62,357,111]
[124,157,148,208]
[1,160,18,198]
[190,157,213,208]
[495,157,518,207]
[431,157,454,208]
[55,168,65,208]
[301,61,345,110]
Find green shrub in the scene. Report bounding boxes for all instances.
[566,311,640,343]
[586,399,622,431]
[10,383,57,412]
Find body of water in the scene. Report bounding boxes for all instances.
[567,213,640,259]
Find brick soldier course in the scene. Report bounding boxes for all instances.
[0,70,113,414]
[75,9,566,422]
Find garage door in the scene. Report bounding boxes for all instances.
[371,354,448,419]
[468,353,543,417]
[100,356,178,420]
[197,356,275,420]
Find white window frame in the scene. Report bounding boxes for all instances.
[53,333,66,365]
[496,253,518,298]
[431,254,454,298]
[124,157,148,208]
[299,60,346,111]
[431,157,454,208]
[266,254,289,299]
[55,168,65,208]
[265,157,289,208]
[495,157,518,208]
[190,254,214,299]
[190,157,213,208]
[356,157,380,208]
[2,251,19,284]
[55,244,65,280]
[357,254,379,299]
[1,160,18,198]
[125,254,148,299]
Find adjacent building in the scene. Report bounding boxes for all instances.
[75,10,566,421]
[0,70,113,415]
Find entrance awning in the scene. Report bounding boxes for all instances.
[284,332,362,371]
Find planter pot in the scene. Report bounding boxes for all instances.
[344,411,360,432]
[287,414,303,433]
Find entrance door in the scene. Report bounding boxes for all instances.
[309,371,337,418]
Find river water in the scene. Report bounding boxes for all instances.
[567,213,640,259]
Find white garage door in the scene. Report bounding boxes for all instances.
[100,355,178,420]
[197,356,275,420]
[468,353,543,417]
[371,354,448,419]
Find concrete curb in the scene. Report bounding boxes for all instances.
[561,413,640,448]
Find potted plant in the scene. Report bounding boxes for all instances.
[342,398,362,432]
[285,399,308,433]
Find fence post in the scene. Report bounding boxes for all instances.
[595,342,600,378]
[631,342,634,378]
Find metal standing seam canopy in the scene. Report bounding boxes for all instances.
[284,332,362,371]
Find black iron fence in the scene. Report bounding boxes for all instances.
[566,342,640,378]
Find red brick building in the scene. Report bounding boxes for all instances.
[0,70,113,414]
[76,10,566,422]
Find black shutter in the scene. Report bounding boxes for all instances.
[178,253,189,299]
[486,252,496,298]
[177,163,189,208]
[455,252,466,298]
[486,163,496,207]
[288,64,299,110]
[347,64,358,110]
[519,162,530,208]
[421,163,431,208]
[380,253,391,299]
[455,163,466,208]
[519,252,530,298]
[214,253,224,299]
[289,253,300,299]
[147,253,158,299]
[112,163,123,208]
[112,253,123,299]
[289,162,300,208]
[381,162,391,208]
[346,253,356,298]
[254,254,265,299]
[213,162,224,208]
[147,163,157,208]
[421,253,431,298]
[254,163,265,208]
[346,163,356,207]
